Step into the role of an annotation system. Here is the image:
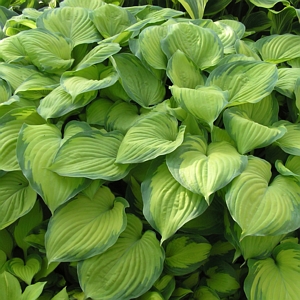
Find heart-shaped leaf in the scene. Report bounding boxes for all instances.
[7,254,41,285]
[78,214,165,300]
[45,186,128,263]
[226,156,300,238]
[166,135,247,202]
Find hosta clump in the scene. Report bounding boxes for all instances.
[1,0,300,299]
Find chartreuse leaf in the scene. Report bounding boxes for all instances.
[171,287,193,299]
[141,158,208,243]
[61,65,119,99]
[18,28,74,74]
[91,4,136,39]
[167,50,206,88]
[153,274,175,299]
[0,271,22,300]
[21,282,47,300]
[255,34,300,63]
[276,155,300,180]
[268,6,296,35]
[244,242,300,300]
[112,53,165,107]
[36,7,101,47]
[14,201,43,256]
[223,108,286,154]
[139,291,164,299]
[206,60,278,105]
[86,98,113,126]
[194,286,220,300]
[74,43,121,71]
[45,186,128,263]
[0,171,36,230]
[224,210,285,261]
[37,85,96,120]
[15,73,59,100]
[275,121,300,155]
[0,229,13,258]
[226,156,300,239]
[235,40,261,60]
[213,21,237,54]
[166,135,247,202]
[0,79,11,103]
[78,214,164,300]
[60,0,105,9]
[7,254,41,285]
[17,123,91,213]
[170,85,228,130]
[161,23,223,70]
[204,259,240,297]
[139,25,168,69]
[50,129,131,181]
[178,0,208,19]
[116,112,185,164]
[164,234,211,276]
[0,107,45,171]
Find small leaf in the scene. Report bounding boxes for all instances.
[166,135,247,202]
[78,214,165,300]
[21,282,47,300]
[116,112,185,164]
[45,186,128,262]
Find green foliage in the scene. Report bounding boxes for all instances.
[1,0,300,299]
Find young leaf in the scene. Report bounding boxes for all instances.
[116,112,185,164]
[21,282,47,300]
[206,60,278,105]
[141,158,208,243]
[166,135,248,202]
[244,242,300,300]
[50,129,132,181]
[161,22,223,70]
[112,53,165,107]
[78,214,165,300]
[17,123,91,213]
[226,156,300,239]
[45,186,128,262]
[36,7,101,47]
[0,171,36,230]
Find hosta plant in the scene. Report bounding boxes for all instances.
[1,0,300,299]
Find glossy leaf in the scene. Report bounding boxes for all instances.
[78,214,165,300]
[161,22,223,70]
[142,159,208,243]
[45,186,128,262]
[50,129,132,181]
[226,156,300,238]
[116,112,185,164]
[17,123,91,213]
[206,60,278,105]
[166,135,247,202]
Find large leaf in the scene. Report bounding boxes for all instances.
[170,85,228,130]
[255,34,300,63]
[112,53,165,107]
[45,186,128,263]
[78,214,165,300]
[36,7,101,47]
[225,156,300,239]
[86,98,114,126]
[0,107,45,171]
[223,107,286,154]
[164,234,211,276]
[161,22,223,70]
[275,68,300,98]
[141,158,208,243]
[116,112,185,164]
[60,0,105,9]
[166,135,247,202]
[249,0,288,8]
[49,129,131,180]
[244,242,300,300]
[0,271,22,300]
[17,122,91,213]
[178,0,208,19]
[206,60,278,105]
[167,50,206,88]
[0,171,36,230]
[18,28,74,74]
[0,79,11,103]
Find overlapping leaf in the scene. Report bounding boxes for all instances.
[45,186,128,262]
[166,135,247,202]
